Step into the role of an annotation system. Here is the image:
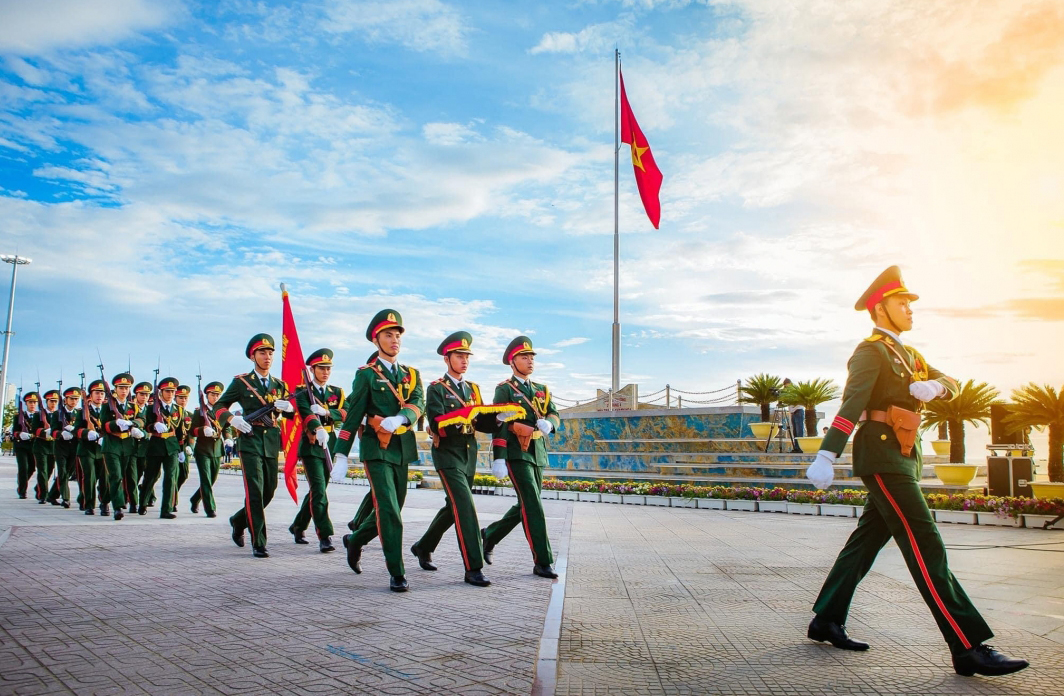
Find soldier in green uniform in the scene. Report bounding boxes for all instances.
[101,373,146,520]
[344,350,384,536]
[143,378,184,519]
[131,382,152,511]
[31,390,60,503]
[75,381,109,515]
[50,387,82,508]
[215,334,294,558]
[411,331,500,587]
[190,381,225,517]
[13,391,39,499]
[174,385,194,503]
[288,349,345,552]
[334,310,425,592]
[806,266,1028,677]
[481,337,561,579]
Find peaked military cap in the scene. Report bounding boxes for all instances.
[366,309,404,342]
[856,265,919,312]
[246,333,276,358]
[23,391,39,402]
[88,380,107,393]
[306,348,334,367]
[63,387,81,398]
[158,377,179,391]
[133,382,152,395]
[43,390,60,401]
[503,335,536,365]
[177,385,191,397]
[112,373,134,387]
[438,331,474,356]
[204,381,224,394]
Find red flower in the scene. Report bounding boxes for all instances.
[535,391,545,398]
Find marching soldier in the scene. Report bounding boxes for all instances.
[411,331,497,587]
[288,349,345,552]
[144,378,183,519]
[214,334,294,558]
[175,385,194,501]
[49,387,82,508]
[189,381,225,517]
[13,391,39,499]
[32,390,60,503]
[101,372,146,520]
[334,310,425,592]
[806,266,1028,677]
[132,382,152,511]
[481,336,561,579]
[345,349,385,536]
[75,381,108,514]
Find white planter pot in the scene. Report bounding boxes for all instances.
[725,499,757,512]
[697,498,726,510]
[540,490,559,500]
[408,481,418,489]
[600,493,623,504]
[975,512,1020,527]
[1023,514,1064,530]
[494,487,506,496]
[671,497,697,508]
[821,504,856,518]
[759,501,788,513]
[933,510,977,525]
[578,492,601,503]
[645,495,670,507]
[622,495,646,505]
[503,487,517,497]
[787,503,820,515]
[557,491,580,501]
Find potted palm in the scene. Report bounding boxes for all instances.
[781,378,840,452]
[921,380,998,486]
[1004,384,1064,499]
[930,422,950,456]
[740,373,782,439]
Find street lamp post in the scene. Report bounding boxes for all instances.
[0,254,31,435]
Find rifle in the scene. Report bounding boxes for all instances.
[151,357,163,426]
[196,364,217,436]
[56,370,67,430]
[301,365,335,472]
[16,384,27,434]
[34,370,43,437]
[96,350,123,417]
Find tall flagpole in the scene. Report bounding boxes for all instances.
[612,49,621,395]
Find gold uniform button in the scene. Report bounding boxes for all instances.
[881,434,888,440]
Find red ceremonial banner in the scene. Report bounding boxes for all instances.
[280,288,307,503]
[619,69,663,229]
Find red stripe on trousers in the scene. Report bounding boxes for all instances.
[507,462,539,564]
[241,462,256,547]
[439,473,471,570]
[363,463,383,540]
[874,474,971,650]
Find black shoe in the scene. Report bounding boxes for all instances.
[138,506,147,515]
[190,502,199,514]
[464,570,491,587]
[101,504,109,516]
[129,503,137,512]
[38,499,47,505]
[953,644,1029,677]
[113,510,124,520]
[18,494,26,499]
[290,526,309,545]
[252,546,269,558]
[807,617,869,651]
[49,499,60,506]
[533,564,558,579]
[481,529,493,565]
[342,535,362,573]
[85,509,95,516]
[320,537,335,553]
[206,510,217,518]
[160,512,176,519]
[411,544,437,571]
[61,501,70,509]
[348,519,357,532]
[389,575,408,592]
[231,521,245,548]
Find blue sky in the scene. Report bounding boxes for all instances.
[2,0,1063,432]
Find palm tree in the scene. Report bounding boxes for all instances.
[739,373,782,422]
[921,380,999,463]
[1003,384,1064,482]
[781,379,841,435]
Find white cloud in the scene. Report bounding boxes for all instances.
[531,17,635,55]
[0,0,176,55]
[554,337,591,347]
[320,0,469,56]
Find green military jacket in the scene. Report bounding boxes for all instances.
[491,376,561,467]
[822,328,959,477]
[75,404,104,459]
[333,359,424,465]
[427,375,493,473]
[101,398,144,456]
[53,407,81,455]
[295,382,345,461]
[31,409,56,457]
[190,404,225,457]
[12,408,36,454]
[215,372,291,459]
[144,401,184,457]
[133,403,150,457]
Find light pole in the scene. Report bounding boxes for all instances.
[0,254,31,435]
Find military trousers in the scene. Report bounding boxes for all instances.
[105,451,138,512]
[229,450,279,548]
[149,453,180,516]
[347,489,376,532]
[190,452,220,514]
[483,461,554,567]
[813,472,993,656]
[349,460,408,577]
[50,448,78,503]
[78,452,108,511]
[417,466,484,572]
[15,449,36,498]
[292,457,334,538]
[177,452,190,492]
[34,452,55,502]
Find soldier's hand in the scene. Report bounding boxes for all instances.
[154,422,168,434]
[185,445,193,455]
[315,427,329,447]
[380,415,405,433]
[909,380,945,402]
[536,418,553,436]
[178,452,186,464]
[334,453,349,470]
[44,428,53,438]
[61,431,73,440]
[115,418,132,431]
[19,431,32,441]
[311,404,328,417]
[203,426,216,438]
[806,451,836,490]
[223,438,234,447]
[230,415,253,434]
[87,431,99,442]
[63,424,74,432]
[491,458,508,479]
[130,427,145,439]
[274,399,294,413]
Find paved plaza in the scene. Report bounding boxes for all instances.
[2,455,1063,695]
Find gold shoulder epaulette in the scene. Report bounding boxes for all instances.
[863,334,883,342]
[429,378,444,386]
[357,364,373,371]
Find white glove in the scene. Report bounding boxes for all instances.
[19,431,32,441]
[380,415,405,433]
[63,424,74,432]
[115,418,132,431]
[44,428,52,438]
[329,456,348,483]
[910,380,945,402]
[185,445,193,455]
[491,458,508,479]
[806,450,837,489]
[497,413,510,422]
[203,426,216,438]
[97,438,103,446]
[334,453,349,471]
[315,428,329,447]
[230,415,252,434]
[274,399,294,413]
[154,422,168,434]
[130,428,145,439]
[178,452,186,463]
[536,418,553,435]
[311,404,328,417]
[223,438,234,447]
[87,431,99,442]
[61,431,73,440]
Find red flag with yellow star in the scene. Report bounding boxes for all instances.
[280,287,307,503]
[619,69,662,229]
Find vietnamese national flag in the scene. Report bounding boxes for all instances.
[280,287,307,503]
[619,69,663,229]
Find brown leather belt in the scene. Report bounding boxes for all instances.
[860,410,889,424]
